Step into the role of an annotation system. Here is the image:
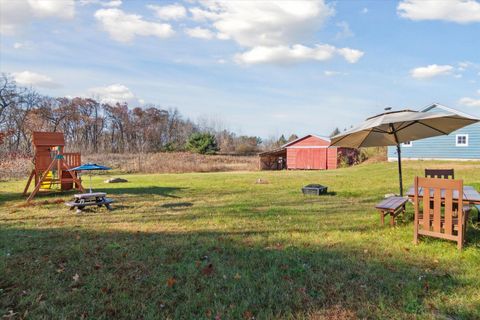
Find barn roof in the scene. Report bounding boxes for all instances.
[282,134,331,148]
[258,147,286,157]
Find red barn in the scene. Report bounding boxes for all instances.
[259,134,358,170]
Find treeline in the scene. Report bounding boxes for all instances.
[0,74,294,156]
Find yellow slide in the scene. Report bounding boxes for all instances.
[40,171,53,189]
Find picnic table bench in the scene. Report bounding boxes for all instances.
[65,192,113,213]
[375,196,408,226]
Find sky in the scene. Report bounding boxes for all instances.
[1,0,480,138]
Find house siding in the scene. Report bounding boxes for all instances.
[387,121,480,161]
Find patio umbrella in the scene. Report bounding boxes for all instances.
[330,109,479,196]
[68,163,111,193]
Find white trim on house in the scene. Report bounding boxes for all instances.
[401,141,413,147]
[455,134,469,147]
[420,103,479,119]
[388,157,478,162]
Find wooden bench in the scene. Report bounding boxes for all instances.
[65,192,113,213]
[375,196,408,226]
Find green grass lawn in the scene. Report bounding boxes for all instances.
[1,161,480,319]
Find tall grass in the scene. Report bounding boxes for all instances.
[0,153,258,180]
[84,153,258,174]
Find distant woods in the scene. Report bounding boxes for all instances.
[0,74,296,156]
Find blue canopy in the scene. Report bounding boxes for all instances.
[68,163,111,171]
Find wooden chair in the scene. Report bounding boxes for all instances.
[425,169,454,179]
[425,169,456,212]
[413,177,470,250]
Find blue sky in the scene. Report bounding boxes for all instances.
[1,0,480,138]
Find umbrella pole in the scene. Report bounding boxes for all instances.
[396,143,403,196]
[390,123,403,197]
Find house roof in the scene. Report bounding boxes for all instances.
[420,103,478,119]
[282,134,331,148]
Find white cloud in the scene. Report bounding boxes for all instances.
[189,6,220,21]
[235,45,334,65]
[361,8,369,14]
[88,84,141,105]
[79,0,122,8]
[13,41,33,49]
[79,0,122,7]
[148,3,186,20]
[0,0,75,35]
[104,0,121,7]
[196,0,334,47]
[458,61,471,70]
[410,64,454,79]
[398,0,480,23]
[337,48,364,63]
[459,97,480,107]
[336,21,354,39]
[185,27,214,39]
[12,71,60,88]
[324,70,345,77]
[234,44,363,65]
[94,8,174,42]
[188,0,363,65]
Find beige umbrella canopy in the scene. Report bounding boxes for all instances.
[330,109,479,195]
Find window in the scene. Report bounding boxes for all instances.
[456,134,468,147]
[402,141,412,147]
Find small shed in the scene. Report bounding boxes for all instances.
[258,148,287,170]
[285,135,337,170]
[259,134,358,170]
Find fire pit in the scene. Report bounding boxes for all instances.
[301,184,328,195]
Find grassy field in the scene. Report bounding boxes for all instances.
[1,161,480,319]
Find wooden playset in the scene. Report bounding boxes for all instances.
[23,132,84,202]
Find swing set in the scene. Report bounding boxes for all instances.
[23,132,85,202]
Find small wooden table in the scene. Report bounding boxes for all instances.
[375,196,408,226]
[65,192,113,213]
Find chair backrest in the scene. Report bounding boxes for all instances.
[414,176,464,243]
[425,169,454,179]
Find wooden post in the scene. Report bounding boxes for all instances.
[23,170,35,196]
[61,161,85,193]
[26,157,57,202]
[413,177,419,245]
[458,179,464,250]
[57,146,62,189]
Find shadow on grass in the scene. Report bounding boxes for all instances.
[0,186,185,206]
[0,227,476,319]
[160,202,193,209]
[98,186,185,198]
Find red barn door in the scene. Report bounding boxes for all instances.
[288,148,327,169]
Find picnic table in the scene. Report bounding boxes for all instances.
[65,192,113,213]
[407,185,480,222]
[406,185,480,205]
